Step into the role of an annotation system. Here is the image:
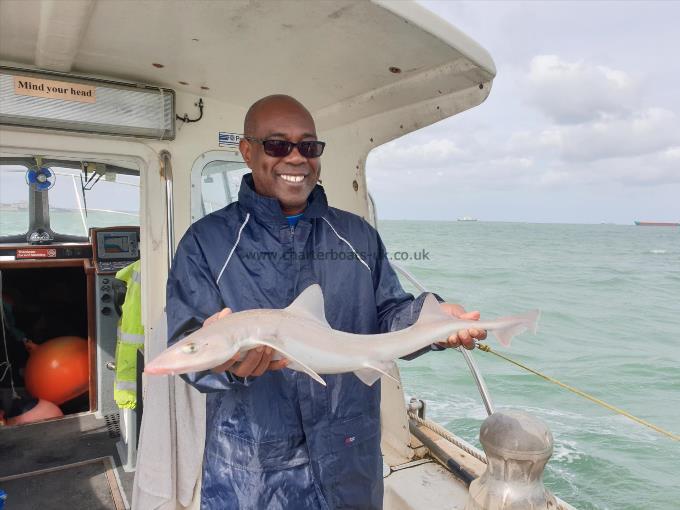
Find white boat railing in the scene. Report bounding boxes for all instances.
[390,261,495,415]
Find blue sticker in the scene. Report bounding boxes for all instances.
[219,132,241,148]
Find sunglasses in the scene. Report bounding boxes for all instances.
[244,137,326,158]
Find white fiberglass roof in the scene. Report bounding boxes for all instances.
[0,0,495,119]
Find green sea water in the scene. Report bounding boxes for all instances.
[381,221,680,510]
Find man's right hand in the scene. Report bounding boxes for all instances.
[203,308,288,377]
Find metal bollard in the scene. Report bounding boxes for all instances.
[465,410,558,510]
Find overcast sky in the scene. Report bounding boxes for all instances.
[367,1,680,224]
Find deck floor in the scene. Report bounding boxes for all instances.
[0,413,134,509]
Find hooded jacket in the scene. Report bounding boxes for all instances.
[166,174,435,509]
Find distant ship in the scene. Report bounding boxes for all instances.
[634,221,680,227]
[457,216,478,222]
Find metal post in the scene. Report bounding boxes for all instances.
[160,150,175,268]
[465,410,557,509]
[459,348,495,416]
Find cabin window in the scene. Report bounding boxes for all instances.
[0,165,30,237]
[0,158,139,242]
[191,151,249,223]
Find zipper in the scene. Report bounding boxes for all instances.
[290,223,297,304]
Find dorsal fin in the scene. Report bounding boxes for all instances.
[285,284,330,326]
[415,293,450,325]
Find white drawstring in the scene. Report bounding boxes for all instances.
[216,213,251,285]
[321,217,371,272]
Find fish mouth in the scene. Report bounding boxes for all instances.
[144,363,199,376]
[144,356,196,376]
[144,351,237,376]
[144,362,174,375]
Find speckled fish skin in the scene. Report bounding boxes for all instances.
[145,284,539,385]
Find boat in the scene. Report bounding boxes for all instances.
[457,216,478,222]
[0,1,576,509]
[634,221,680,227]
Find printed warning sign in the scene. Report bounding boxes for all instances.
[16,248,58,259]
[14,76,96,103]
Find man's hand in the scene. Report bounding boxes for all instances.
[202,308,288,377]
[437,303,487,350]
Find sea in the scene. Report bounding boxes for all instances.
[380,220,680,510]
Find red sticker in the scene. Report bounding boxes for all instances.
[16,248,57,259]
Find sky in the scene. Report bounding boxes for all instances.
[366,1,680,224]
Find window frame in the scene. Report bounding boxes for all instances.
[190,150,249,224]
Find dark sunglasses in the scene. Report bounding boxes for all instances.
[244,137,326,158]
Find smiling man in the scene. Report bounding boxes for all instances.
[241,95,322,216]
[166,94,486,509]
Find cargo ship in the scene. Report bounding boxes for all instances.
[634,221,680,227]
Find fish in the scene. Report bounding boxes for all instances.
[145,284,539,386]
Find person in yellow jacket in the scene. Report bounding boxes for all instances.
[114,260,144,409]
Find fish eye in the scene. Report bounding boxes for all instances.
[181,342,199,354]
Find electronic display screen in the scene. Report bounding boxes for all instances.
[96,230,138,260]
[103,235,129,253]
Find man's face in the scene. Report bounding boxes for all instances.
[240,101,321,215]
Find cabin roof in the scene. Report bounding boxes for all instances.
[0,0,495,122]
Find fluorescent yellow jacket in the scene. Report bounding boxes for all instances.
[114,260,144,409]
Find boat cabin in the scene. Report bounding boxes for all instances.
[0,1,573,509]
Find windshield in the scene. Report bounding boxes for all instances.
[48,166,139,236]
[0,162,139,240]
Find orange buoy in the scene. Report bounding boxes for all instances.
[24,336,89,405]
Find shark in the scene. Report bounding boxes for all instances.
[145,284,539,386]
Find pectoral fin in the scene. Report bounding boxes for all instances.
[253,340,327,387]
[353,361,399,386]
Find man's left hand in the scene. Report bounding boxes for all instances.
[437,303,487,350]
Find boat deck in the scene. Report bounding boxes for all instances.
[0,413,133,509]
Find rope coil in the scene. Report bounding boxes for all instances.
[408,411,488,464]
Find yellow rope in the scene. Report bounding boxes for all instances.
[475,343,680,442]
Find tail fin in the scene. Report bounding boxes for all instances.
[492,309,540,347]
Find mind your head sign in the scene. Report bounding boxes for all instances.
[1,67,175,139]
[14,76,96,103]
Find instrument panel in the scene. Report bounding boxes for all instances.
[91,227,140,274]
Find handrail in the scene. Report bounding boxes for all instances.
[159,150,175,269]
[390,262,495,416]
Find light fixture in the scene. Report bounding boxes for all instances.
[0,66,175,139]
